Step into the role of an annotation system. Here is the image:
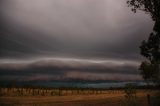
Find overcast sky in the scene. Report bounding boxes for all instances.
[0,0,154,82]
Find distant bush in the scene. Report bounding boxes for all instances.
[124,83,139,106]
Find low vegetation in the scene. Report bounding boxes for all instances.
[0,85,158,106]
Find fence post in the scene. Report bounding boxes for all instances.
[147,94,151,106]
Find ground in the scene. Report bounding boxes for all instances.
[0,89,153,106]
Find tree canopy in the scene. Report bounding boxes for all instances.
[127,0,160,84]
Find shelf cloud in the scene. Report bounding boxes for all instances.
[0,0,153,82]
[0,58,141,81]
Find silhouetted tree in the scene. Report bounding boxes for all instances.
[127,0,160,85]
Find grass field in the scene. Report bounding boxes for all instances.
[0,88,156,106]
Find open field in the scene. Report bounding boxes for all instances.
[0,94,148,106]
[0,88,157,106]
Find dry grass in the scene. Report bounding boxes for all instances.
[0,88,156,106]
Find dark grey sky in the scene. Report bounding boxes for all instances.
[0,0,154,81]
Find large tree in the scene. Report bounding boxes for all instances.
[127,0,160,84]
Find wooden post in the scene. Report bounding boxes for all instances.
[147,94,151,106]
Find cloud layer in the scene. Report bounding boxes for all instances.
[0,0,153,59]
[0,58,142,81]
[0,0,153,82]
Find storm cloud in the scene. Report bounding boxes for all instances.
[0,0,154,82]
[0,58,141,81]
